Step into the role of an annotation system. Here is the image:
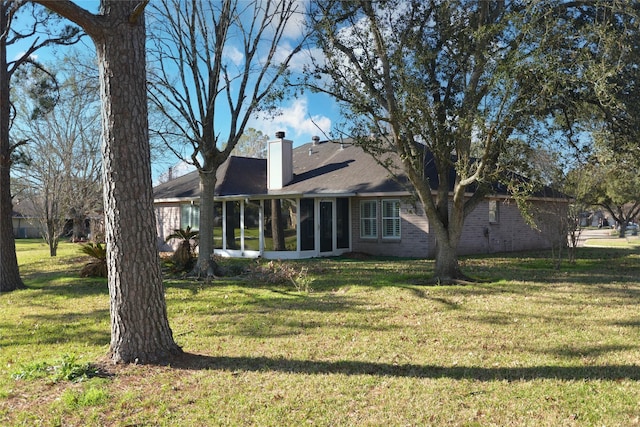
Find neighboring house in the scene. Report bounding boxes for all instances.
[154,134,566,259]
[12,199,43,239]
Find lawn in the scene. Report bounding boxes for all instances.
[1,240,640,426]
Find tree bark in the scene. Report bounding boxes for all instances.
[0,4,25,292]
[271,199,285,251]
[194,167,219,276]
[37,0,181,363]
[433,238,464,282]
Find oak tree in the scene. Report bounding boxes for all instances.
[308,0,636,282]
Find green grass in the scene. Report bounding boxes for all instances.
[2,240,640,426]
[584,236,640,248]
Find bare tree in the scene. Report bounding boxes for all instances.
[12,55,102,255]
[0,0,81,292]
[147,0,306,276]
[35,0,181,364]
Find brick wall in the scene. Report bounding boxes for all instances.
[351,197,431,258]
[155,203,181,251]
[457,198,552,255]
[351,196,561,258]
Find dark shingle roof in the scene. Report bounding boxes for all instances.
[275,140,408,195]
[153,156,267,200]
[153,139,565,200]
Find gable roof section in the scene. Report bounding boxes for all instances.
[153,156,267,201]
[272,140,408,196]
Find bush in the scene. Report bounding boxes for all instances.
[79,242,107,278]
[165,226,199,272]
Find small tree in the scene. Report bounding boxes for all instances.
[79,242,107,278]
[577,154,640,238]
[0,0,81,291]
[12,57,102,256]
[231,128,268,159]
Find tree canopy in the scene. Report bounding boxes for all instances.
[307,0,640,281]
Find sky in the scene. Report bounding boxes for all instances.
[8,0,340,183]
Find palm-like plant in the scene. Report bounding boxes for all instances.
[79,242,107,277]
[166,226,199,271]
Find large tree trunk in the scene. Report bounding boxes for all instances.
[271,199,285,250]
[0,5,25,293]
[433,238,464,282]
[194,168,219,276]
[37,0,182,363]
[95,1,181,363]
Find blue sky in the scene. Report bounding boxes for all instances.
[8,0,340,182]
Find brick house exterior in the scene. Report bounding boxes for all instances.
[153,135,567,259]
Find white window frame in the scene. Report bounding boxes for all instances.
[489,200,499,224]
[382,199,401,239]
[359,200,378,239]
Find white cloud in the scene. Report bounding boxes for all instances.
[224,45,244,66]
[253,97,331,143]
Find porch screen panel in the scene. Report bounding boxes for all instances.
[264,198,298,251]
[282,199,298,251]
[225,201,241,249]
[244,200,261,250]
[300,198,314,251]
[213,202,223,249]
[336,198,349,249]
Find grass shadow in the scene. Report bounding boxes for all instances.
[167,353,640,382]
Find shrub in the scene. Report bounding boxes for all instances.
[166,226,199,272]
[79,242,107,278]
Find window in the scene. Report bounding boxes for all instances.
[489,200,499,224]
[180,203,200,231]
[382,199,401,239]
[360,200,377,238]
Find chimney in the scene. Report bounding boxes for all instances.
[267,131,293,190]
[312,135,320,145]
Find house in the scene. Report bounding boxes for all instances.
[153,134,566,259]
[12,199,42,239]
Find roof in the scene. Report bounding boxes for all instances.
[273,140,408,195]
[153,156,267,200]
[153,138,566,201]
[12,198,39,218]
[153,141,408,200]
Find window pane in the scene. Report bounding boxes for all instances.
[489,200,498,223]
[382,200,400,238]
[360,200,377,238]
[180,204,199,231]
